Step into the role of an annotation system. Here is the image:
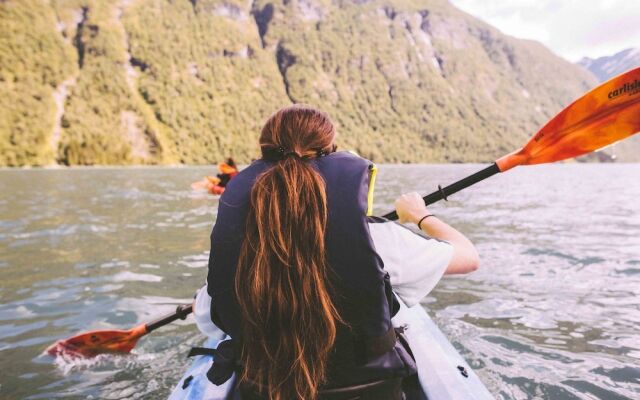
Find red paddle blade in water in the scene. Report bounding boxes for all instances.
[46,324,147,358]
[497,67,640,171]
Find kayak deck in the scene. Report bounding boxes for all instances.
[169,302,494,400]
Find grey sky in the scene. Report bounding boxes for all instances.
[449,0,640,61]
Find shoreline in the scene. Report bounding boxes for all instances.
[1,161,638,171]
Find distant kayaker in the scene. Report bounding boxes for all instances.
[190,158,239,195]
[216,157,238,188]
[193,105,479,399]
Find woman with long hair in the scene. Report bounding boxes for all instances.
[194,105,479,399]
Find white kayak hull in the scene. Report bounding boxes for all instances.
[169,301,494,400]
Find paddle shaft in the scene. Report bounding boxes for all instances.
[382,163,500,220]
[145,304,193,333]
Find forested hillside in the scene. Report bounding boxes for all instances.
[1,0,600,166]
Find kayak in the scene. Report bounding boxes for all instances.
[169,299,494,400]
[191,176,226,195]
[207,185,225,195]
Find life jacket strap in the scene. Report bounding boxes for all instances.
[187,347,218,357]
[187,339,240,386]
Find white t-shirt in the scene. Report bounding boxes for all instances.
[194,218,452,336]
[367,216,452,307]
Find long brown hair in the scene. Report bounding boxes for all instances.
[235,105,340,399]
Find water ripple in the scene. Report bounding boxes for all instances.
[0,165,638,399]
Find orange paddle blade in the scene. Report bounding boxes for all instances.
[497,67,640,171]
[46,324,147,358]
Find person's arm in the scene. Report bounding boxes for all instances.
[394,192,479,274]
[369,217,452,306]
[192,284,226,338]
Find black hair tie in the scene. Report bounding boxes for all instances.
[264,145,335,161]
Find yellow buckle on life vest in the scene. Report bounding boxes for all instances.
[367,164,377,216]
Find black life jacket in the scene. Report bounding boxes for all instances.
[206,151,417,391]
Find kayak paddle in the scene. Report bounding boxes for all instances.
[383,67,640,219]
[46,304,192,357]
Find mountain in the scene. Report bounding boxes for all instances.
[578,48,640,82]
[0,0,597,166]
[577,48,640,162]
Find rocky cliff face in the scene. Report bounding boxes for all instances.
[0,0,598,166]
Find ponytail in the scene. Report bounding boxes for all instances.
[235,105,340,399]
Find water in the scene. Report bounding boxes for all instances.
[0,164,639,399]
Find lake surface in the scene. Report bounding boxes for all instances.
[0,164,639,399]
